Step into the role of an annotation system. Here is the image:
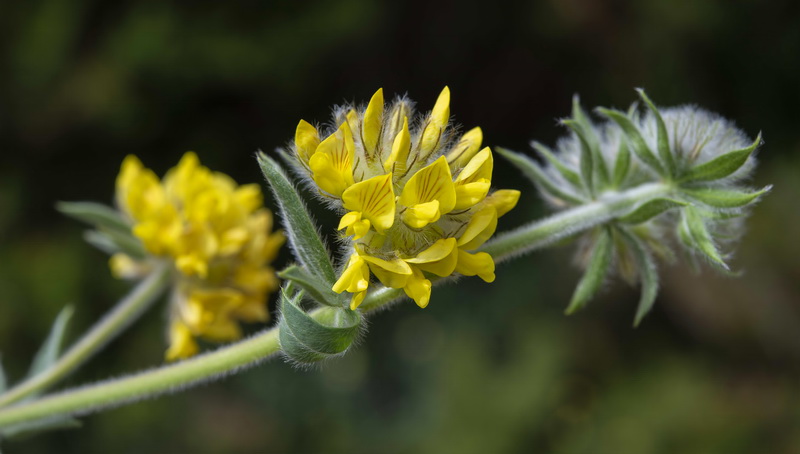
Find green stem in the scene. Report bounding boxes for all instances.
[0,262,171,408]
[0,182,671,428]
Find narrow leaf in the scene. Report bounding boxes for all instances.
[683,207,728,270]
[531,141,582,188]
[0,356,7,393]
[279,265,346,307]
[496,147,585,205]
[597,107,665,176]
[565,228,613,314]
[682,134,762,182]
[27,306,74,380]
[570,96,610,189]
[612,139,631,187]
[257,152,337,285]
[618,198,688,225]
[56,201,131,233]
[636,89,676,177]
[0,415,82,440]
[683,186,771,208]
[88,228,146,259]
[561,120,597,195]
[617,227,659,326]
[83,230,122,255]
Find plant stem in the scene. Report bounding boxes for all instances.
[0,182,671,428]
[0,262,171,408]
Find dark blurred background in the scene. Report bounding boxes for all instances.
[1,0,799,452]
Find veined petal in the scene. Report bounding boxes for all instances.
[456,147,494,184]
[400,156,456,227]
[406,238,458,277]
[483,189,521,217]
[420,86,451,155]
[341,173,396,233]
[447,127,483,169]
[295,120,320,164]
[332,254,370,294]
[363,254,412,288]
[363,88,384,155]
[455,250,496,283]
[384,116,411,173]
[309,122,355,197]
[457,207,498,250]
[403,267,432,308]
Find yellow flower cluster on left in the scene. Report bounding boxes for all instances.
[112,152,285,360]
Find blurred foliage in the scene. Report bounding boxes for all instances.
[1,0,799,452]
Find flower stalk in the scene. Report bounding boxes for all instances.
[0,262,171,408]
[0,180,672,428]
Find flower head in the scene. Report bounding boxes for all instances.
[287,87,519,309]
[112,153,285,360]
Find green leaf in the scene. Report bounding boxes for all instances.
[278,287,362,364]
[0,415,82,440]
[56,202,131,233]
[85,228,147,259]
[27,306,74,380]
[682,207,728,270]
[569,96,610,190]
[257,152,337,285]
[612,139,631,187]
[597,107,665,176]
[616,227,659,326]
[278,265,346,307]
[682,134,762,182]
[618,198,688,225]
[83,230,122,255]
[636,89,676,178]
[683,186,771,208]
[531,141,582,188]
[496,147,585,205]
[565,227,613,314]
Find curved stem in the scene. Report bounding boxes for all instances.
[0,262,171,408]
[0,182,672,428]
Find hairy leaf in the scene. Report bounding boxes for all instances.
[531,141,582,188]
[617,228,659,326]
[597,107,665,176]
[565,228,613,314]
[618,198,688,225]
[612,139,631,187]
[683,186,771,208]
[636,89,676,178]
[683,207,728,270]
[257,152,337,285]
[0,415,81,440]
[279,265,346,307]
[56,202,131,233]
[682,134,762,182]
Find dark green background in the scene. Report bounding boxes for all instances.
[1,0,799,452]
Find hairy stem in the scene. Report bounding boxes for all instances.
[0,263,171,408]
[0,182,671,428]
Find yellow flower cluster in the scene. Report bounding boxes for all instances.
[290,87,519,309]
[112,153,285,360]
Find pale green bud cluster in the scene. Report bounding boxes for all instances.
[499,89,770,324]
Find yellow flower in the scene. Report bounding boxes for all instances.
[289,87,520,309]
[112,152,285,361]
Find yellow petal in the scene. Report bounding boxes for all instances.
[454,181,492,211]
[363,255,412,288]
[345,109,359,130]
[363,88,384,155]
[338,211,371,240]
[483,189,521,218]
[420,86,451,155]
[165,321,199,361]
[332,254,370,294]
[457,208,498,250]
[399,156,456,227]
[309,122,355,197]
[109,253,150,280]
[384,116,411,173]
[455,250,496,283]
[295,120,320,163]
[456,148,493,184]
[350,290,367,310]
[385,100,411,151]
[447,127,483,168]
[341,173,396,233]
[403,267,432,308]
[406,238,458,277]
